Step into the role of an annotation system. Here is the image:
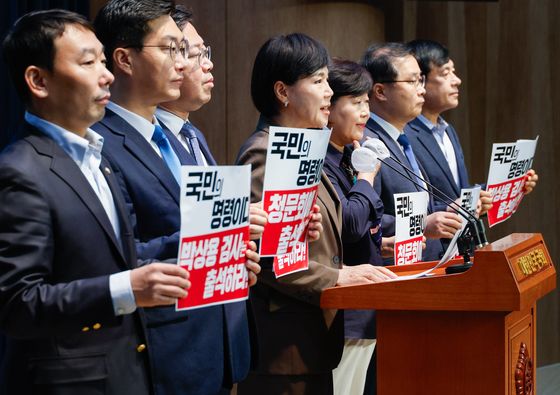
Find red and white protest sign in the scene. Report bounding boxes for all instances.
[273,241,308,278]
[176,166,251,311]
[260,127,331,263]
[486,138,538,227]
[394,192,428,265]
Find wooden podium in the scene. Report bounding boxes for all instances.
[321,233,556,395]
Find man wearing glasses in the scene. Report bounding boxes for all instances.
[360,42,463,265]
[92,1,262,395]
[156,5,214,168]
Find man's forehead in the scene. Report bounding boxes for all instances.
[433,59,455,72]
[395,55,420,75]
[55,24,101,54]
[183,23,203,47]
[146,15,183,42]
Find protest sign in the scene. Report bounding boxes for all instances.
[176,166,251,311]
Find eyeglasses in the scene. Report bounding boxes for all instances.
[380,75,426,90]
[127,40,189,61]
[188,46,211,66]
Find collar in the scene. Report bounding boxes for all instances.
[417,114,449,136]
[25,111,103,168]
[155,107,187,138]
[106,101,159,142]
[326,142,344,166]
[370,112,402,142]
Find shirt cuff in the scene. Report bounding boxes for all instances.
[109,270,137,316]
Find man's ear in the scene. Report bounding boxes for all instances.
[273,80,289,106]
[372,82,387,102]
[24,65,49,99]
[113,47,134,76]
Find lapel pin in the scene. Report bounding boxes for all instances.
[104,167,111,175]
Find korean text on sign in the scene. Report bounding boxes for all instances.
[260,127,331,259]
[485,138,538,227]
[176,165,251,311]
[393,191,428,265]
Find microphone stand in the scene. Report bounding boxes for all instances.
[376,156,486,271]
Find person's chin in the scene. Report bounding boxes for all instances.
[166,88,182,101]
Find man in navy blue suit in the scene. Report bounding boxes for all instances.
[405,39,537,214]
[361,42,463,262]
[0,9,191,394]
[92,1,262,395]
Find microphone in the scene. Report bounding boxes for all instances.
[353,138,488,265]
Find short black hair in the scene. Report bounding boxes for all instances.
[2,9,93,105]
[171,4,193,31]
[251,33,330,118]
[360,42,411,83]
[94,0,175,71]
[328,58,372,104]
[407,39,449,76]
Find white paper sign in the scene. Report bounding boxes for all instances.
[486,137,538,227]
[260,127,331,264]
[393,191,429,265]
[176,165,251,311]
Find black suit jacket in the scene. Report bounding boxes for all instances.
[365,117,442,262]
[0,124,151,395]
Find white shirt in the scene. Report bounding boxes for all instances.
[418,114,460,187]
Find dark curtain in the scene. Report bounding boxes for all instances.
[0,0,90,150]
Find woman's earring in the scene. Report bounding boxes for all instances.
[284,101,289,108]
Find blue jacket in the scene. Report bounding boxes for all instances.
[92,109,252,395]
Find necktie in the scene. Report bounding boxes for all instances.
[340,146,357,184]
[397,133,424,183]
[180,122,206,166]
[152,124,182,184]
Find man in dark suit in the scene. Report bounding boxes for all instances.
[361,42,463,262]
[92,2,261,394]
[0,9,190,395]
[405,39,537,213]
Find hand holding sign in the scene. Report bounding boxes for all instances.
[523,169,539,194]
[244,240,261,287]
[249,202,268,240]
[131,263,191,307]
[307,204,323,242]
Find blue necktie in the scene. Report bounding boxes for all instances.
[397,133,423,183]
[180,122,206,166]
[152,124,182,184]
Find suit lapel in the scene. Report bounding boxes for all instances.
[366,118,408,166]
[100,158,136,268]
[190,123,217,166]
[161,124,197,166]
[101,109,180,205]
[27,132,128,267]
[409,118,460,195]
[317,172,343,254]
[366,118,423,192]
